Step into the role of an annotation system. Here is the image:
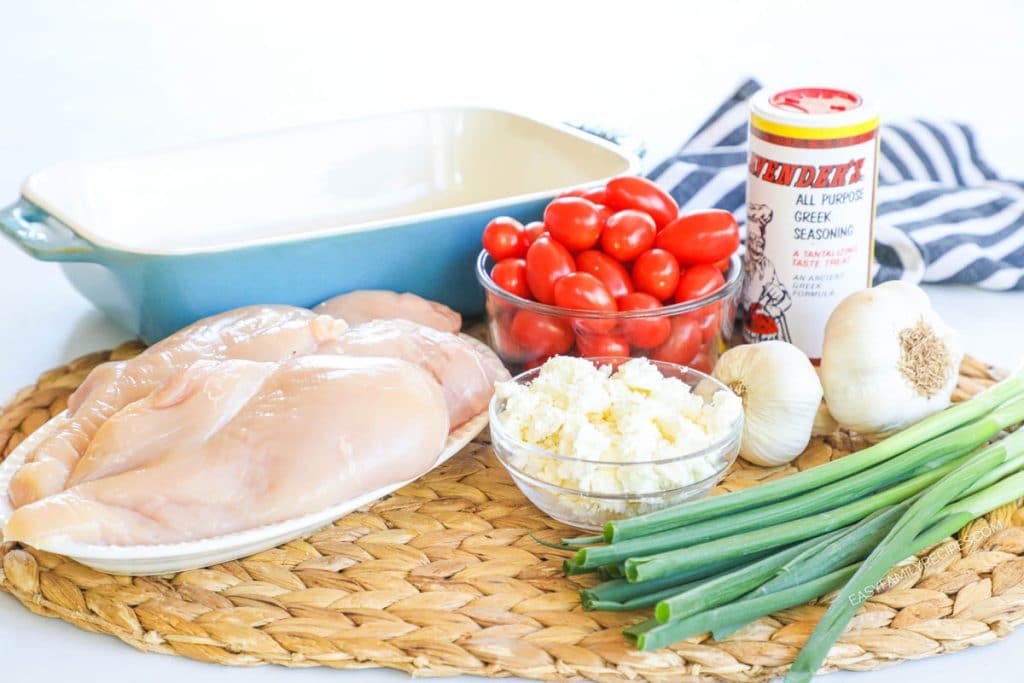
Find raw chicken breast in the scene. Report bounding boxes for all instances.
[66,360,278,487]
[326,319,509,427]
[8,305,348,508]
[4,355,448,547]
[315,290,461,333]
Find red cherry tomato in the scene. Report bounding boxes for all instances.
[605,176,679,229]
[523,221,546,247]
[632,249,680,301]
[712,257,731,272]
[544,197,603,251]
[601,210,656,262]
[596,205,614,226]
[656,210,741,266]
[689,349,715,374]
[553,272,616,313]
[673,264,726,303]
[687,308,721,343]
[525,235,575,304]
[554,272,617,334]
[558,188,588,198]
[616,292,671,348]
[576,250,634,299]
[510,310,574,357]
[482,216,527,260]
[583,188,607,205]
[577,333,630,358]
[490,258,530,299]
[651,316,702,366]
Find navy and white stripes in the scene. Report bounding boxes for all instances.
[647,79,1024,290]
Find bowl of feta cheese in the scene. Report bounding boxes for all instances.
[489,355,743,530]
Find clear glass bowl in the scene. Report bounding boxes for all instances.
[476,250,742,375]
[488,358,743,531]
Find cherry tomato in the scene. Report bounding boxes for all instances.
[605,176,679,229]
[576,333,630,358]
[601,210,656,262]
[482,216,527,260]
[583,188,607,205]
[673,264,726,303]
[510,310,574,357]
[651,316,702,366]
[712,257,731,272]
[523,221,546,247]
[655,210,741,266]
[576,250,634,299]
[616,292,671,348]
[558,188,588,198]
[632,249,680,301]
[689,349,715,374]
[553,272,616,313]
[490,258,530,299]
[687,308,721,343]
[596,205,614,226]
[525,235,575,304]
[554,272,617,334]
[544,197,603,251]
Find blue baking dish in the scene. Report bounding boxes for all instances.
[1,107,638,342]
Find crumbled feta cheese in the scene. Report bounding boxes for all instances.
[495,356,743,527]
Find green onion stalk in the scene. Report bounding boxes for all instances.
[602,371,1024,544]
[786,428,1024,682]
[632,467,1024,651]
[623,454,969,584]
[655,504,910,624]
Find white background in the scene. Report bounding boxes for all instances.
[1,1,1022,681]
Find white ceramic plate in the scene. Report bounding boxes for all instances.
[0,337,496,575]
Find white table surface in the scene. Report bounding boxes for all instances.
[1,1,1023,680]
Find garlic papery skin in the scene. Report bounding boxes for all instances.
[812,400,839,437]
[812,368,838,437]
[713,341,823,466]
[820,281,963,436]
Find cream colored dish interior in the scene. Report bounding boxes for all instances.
[22,108,635,253]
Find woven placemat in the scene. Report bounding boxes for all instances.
[2,343,1024,681]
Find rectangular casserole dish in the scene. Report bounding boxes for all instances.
[1,107,638,342]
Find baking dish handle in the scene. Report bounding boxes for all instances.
[0,200,97,262]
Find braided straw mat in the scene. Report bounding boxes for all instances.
[2,342,1024,682]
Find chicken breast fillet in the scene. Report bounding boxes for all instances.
[325,319,509,428]
[9,305,348,508]
[314,290,461,333]
[4,355,449,547]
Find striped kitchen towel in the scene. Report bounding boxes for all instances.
[647,78,1024,290]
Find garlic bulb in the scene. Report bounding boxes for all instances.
[820,281,963,436]
[713,341,823,466]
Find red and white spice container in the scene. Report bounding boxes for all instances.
[741,87,880,361]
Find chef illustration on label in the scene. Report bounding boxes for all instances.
[743,203,793,342]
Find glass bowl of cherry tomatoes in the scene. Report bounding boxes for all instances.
[476,176,743,373]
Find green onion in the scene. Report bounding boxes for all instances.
[710,502,911,639]
[653,527,849,623]
[713,468,1024,642]
[633,565,860,651]
[785,428,1024,683]
[581,551,774,608]
[604,372,1024,544]
[586,578,703,612]
[624,455,966,583]
[574,407,1013,571]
